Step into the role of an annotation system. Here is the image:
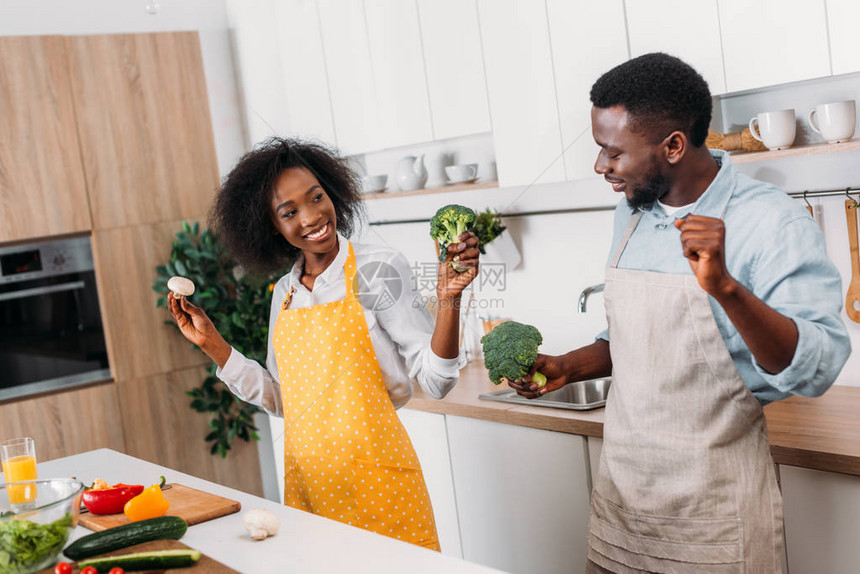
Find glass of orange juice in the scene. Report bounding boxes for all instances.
[1,437,37,505]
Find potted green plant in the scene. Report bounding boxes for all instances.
[473,208,520,270]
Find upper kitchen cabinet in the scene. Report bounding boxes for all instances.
[364,0,434,149]
[0,36,91,243]
[477,0,565,187]
[226,0,292,145]
[718,0,830,92]
[273,0,337,145]
[417,0,491,141]
[826,0,860,75]
[546,0,629,181]
[318,0,380,154]
[625,0,726,95]
[66,32,219,230]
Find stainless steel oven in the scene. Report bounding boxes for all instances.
[0,236,111,401]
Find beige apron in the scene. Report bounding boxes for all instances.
[587,211,784,573]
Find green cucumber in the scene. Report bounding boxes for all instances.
[77,548,201,572]
[63,516,188,560]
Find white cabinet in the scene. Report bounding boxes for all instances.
[417,0,491,140]
[545,0,628,182]
[397,409,462,557]
[781,465,860,574]
[446,415,591,574]
[586,436,603,490]
[273,0,336,145]
[625,0,726,95]
[364,0,434,149]
[317,0,379,154]
[826,0,860,75]
[477,0,565,187]
[225,0,291,146]
[718,0,831,92]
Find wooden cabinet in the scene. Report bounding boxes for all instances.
[446,415,591,574]
[65,32,219,230]
[545,0,628,182]
[780,465,860,574]
[117,365,264,496]
[317,0,380,155]
[91,217,210,383]
[477,0,565,187]
[364,0,434,149]
[272,0,337,145]
[826,0,860,75]
[417,0,491,141]
[0,383,125,461]
[625,0,726,95]
[718,0,831,92]
[0,36,91,243]
[397,409,462,558]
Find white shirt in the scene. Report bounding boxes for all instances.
[216,233,464,416]
[656,199,691,216]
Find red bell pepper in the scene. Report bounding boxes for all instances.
[82,482,145,515]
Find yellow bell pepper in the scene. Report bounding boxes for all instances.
[123,484,170,521]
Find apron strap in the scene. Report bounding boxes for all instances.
[343,242,360,301]
[609,211,644,269]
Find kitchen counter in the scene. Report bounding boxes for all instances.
[26,449,504,574]
[405,362,860,477]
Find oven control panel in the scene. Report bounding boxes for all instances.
[0,236,94,284]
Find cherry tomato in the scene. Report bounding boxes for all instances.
[109,568,126,574]
[81,567,98,574]
[54,563,72,574]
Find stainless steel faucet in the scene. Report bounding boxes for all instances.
[578,283,604,313]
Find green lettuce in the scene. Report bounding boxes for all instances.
[0,513,72,574]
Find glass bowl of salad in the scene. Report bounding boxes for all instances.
[0,478,84,574]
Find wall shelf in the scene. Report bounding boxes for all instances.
[730,139,860,163]
[362,180,499,200]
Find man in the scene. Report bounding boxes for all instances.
[510,53,850,572]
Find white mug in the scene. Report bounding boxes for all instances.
[808,100,856,144]
[749,109,796,151]
[445,164,478,183]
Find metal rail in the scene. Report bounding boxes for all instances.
[367,186,860,226]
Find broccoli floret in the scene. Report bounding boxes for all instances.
[481,321,548,388]
[430,204,477,271]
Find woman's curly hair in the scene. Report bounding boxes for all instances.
[210,137,364,275]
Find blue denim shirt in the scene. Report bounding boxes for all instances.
[597,150,850,404]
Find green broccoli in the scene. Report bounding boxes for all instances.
[481,321,548,388]
[429,204,477,272]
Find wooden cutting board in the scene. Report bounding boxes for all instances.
[40,540,239,573]
[79,483,241,531]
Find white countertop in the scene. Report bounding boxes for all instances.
[18,449,505,574]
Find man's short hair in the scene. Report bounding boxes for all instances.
[590,53,712,147]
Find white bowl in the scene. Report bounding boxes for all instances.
[361,174,388,193]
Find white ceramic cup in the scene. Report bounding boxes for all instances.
[445,164,478,182]
[361,174,387,193]
[748,109,796,151]
[808,100,856,144]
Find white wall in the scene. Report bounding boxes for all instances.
[0,0,247,178]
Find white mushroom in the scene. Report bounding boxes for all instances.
[167,276,195,297]
[243,508,280,540]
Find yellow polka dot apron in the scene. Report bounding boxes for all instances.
[271,243,440,551]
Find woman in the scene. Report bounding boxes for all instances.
[167,138,479,551]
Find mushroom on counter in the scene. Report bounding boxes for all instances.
[243,508,280,540]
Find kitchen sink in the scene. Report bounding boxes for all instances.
[479,377,611,411]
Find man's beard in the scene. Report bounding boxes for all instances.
[627,163,669,210]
